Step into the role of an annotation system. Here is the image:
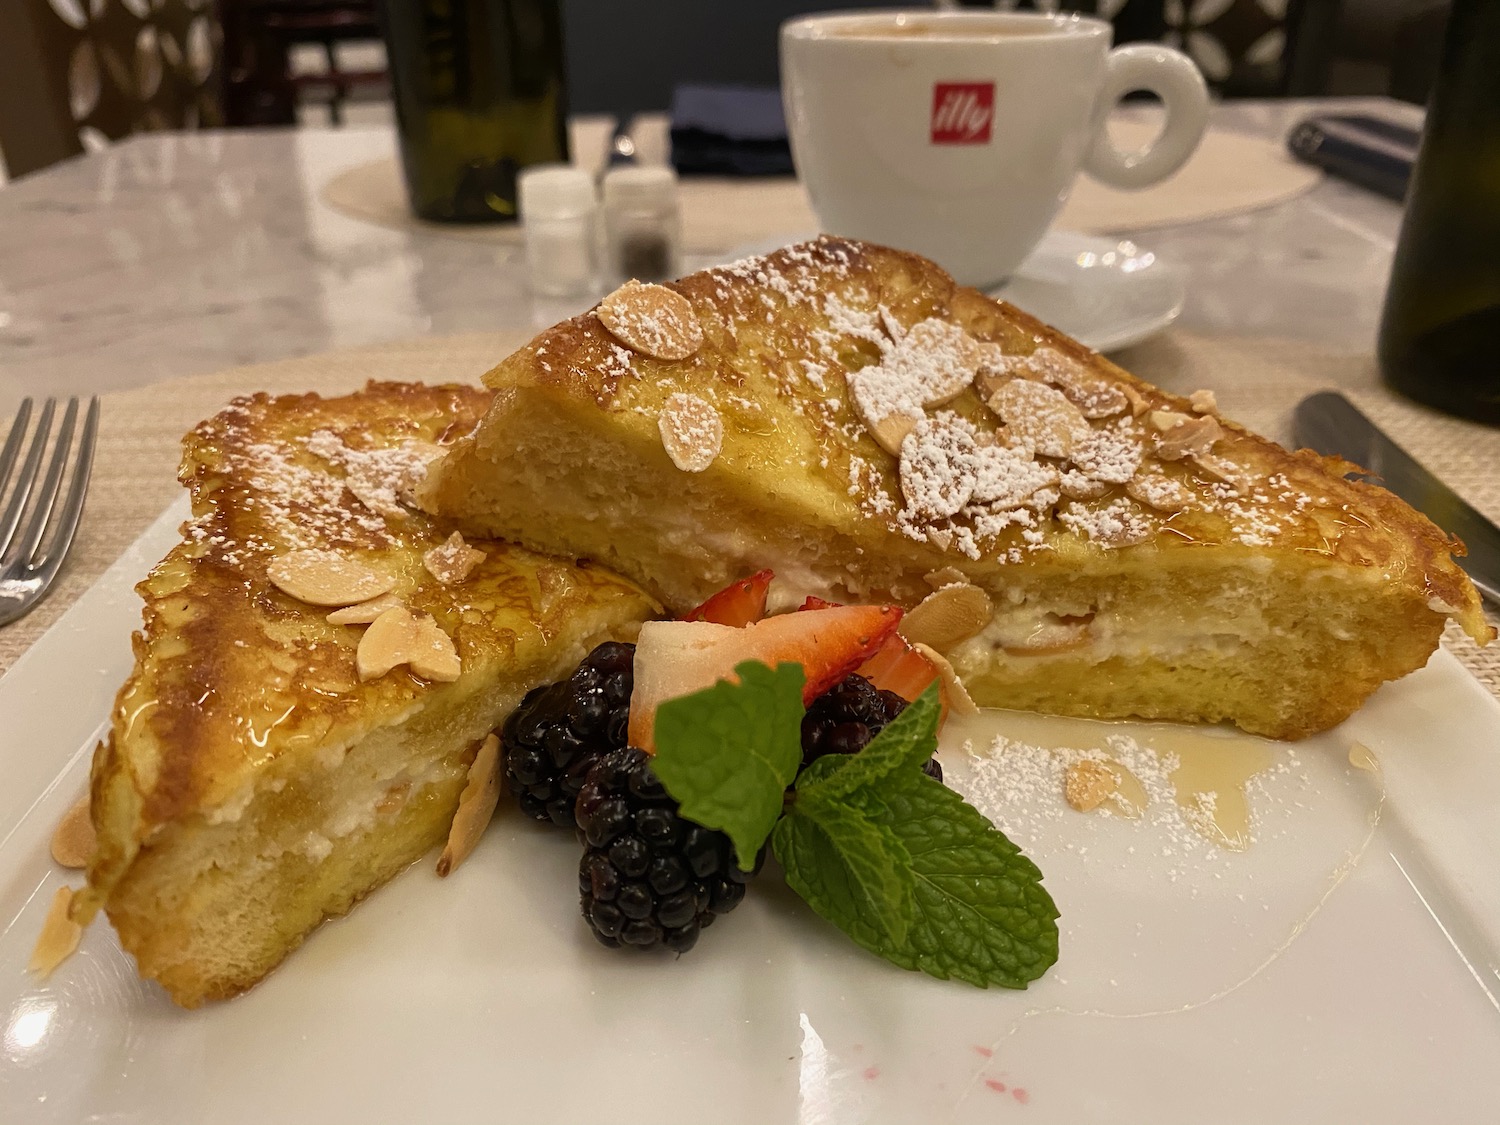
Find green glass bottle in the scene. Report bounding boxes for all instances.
[380,0,568,222]
[1377,0,1500,423]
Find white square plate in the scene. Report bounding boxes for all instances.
[2,499,1498,1123]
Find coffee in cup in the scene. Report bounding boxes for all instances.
[780,11,1209,287]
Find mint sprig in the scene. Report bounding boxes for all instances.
[651,660,804,870]
[650,664,1059,987]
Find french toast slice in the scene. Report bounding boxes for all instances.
[74,383,657,1007]
[419,237,1491,741]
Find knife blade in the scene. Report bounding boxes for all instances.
[1293,391,1500,607]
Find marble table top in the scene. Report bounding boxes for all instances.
[0,97,1422,417]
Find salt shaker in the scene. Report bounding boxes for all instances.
[518,165,600,297]
[601,165,682,283]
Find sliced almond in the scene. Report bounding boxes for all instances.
[1189,389,1219,414]
[1190,451,1243,488]
[437,734,503,877]
[927,527,955,552]
[868,411,918,457]
[424,531,486,585]
[1120,383,1152,418]
[50,793,94,869]
[597,281,703,361]
[970,442,1059,508]
[1126,472,1194,513]
[899,583,993,652]
[357,607,420,680]
[327,591,404,625]
[268,550,394,607]
[1150,409,1195,432]
[1064,759,1118,813]
[924,566,970,591]
[409,614,462,682]
[29,886,82,977]
[1153,414,1224,461]
[987,380,1091,460]
[912,642,979,716]
[1000,616,1094,654]
[1059,469,1111,500]
[658,392,724,472]
[899,413,977,521]
[900,319,986,407]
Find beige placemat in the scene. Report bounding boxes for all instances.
[320,122,1319,254]
[3,329,1493,694]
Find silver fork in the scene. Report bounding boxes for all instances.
[0,397,100,627]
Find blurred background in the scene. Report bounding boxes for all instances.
[0,0,1452,184]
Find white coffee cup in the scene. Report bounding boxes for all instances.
[780,10,1209,287]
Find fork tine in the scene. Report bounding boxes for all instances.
[15,397,80,565]
[31,397,98,577]
[0,398,55,560]
[0,398,34,495]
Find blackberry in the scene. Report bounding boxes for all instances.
[576,747,761,952]
[501,641,635,828]
[800,673,943,782]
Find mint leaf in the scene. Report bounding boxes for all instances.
[651,660,804,870]
[846,772,1060,988]
[794,682,941,803]
[775,684,1059,990]
[774,793,914,947]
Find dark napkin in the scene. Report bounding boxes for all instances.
[669,84,795,177]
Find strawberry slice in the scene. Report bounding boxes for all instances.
[684,569,775,627]
[797,595,843,612]
[858,633,949,723]
[629,604,903,751]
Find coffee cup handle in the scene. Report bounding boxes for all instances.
[1083,44,1210,190]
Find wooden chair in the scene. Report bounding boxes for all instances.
[0,0,221,179]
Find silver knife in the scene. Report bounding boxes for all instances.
[1293,391,1500,607]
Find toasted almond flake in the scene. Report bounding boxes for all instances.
[409,614,462,681]
[424,531,486,585]
[987,380,1091,459]
[268,550,394,607]
[1190,451,1242,487]
[29,886,82,976]
[899,413,977,521]
[924,566,970,590]
[597,281,703,360]
[1064,759,1119,812]
[1126,472,1194,513]
[50,794,94,869]
[437,734,503,877]
[1000,616,1094,654]
[1059,469,1111,500]
[1189,389,1219,414]
[902,320,984,407]
[1153,414,1224,460]
[327,591,404,625]
[1150,409,1195,432]
[358,607,419,680]
[1120,383,1152,417]
[970,442,1059,507]
[912,643,978,716]
[900,583,993,652]
[927,527,954,551]
[357,607,462,682]
[658,392,724,472]
[868,410,918,457]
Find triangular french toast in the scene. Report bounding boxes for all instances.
[419,237,1491,741]
[74,383,657,1006]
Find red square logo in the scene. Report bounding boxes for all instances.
[931,82,994,145]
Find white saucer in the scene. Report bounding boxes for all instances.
[712,230,1184,353]
[992,230,1185,352]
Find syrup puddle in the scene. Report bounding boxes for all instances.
[940,709,1386,1019]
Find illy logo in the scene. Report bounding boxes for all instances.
[931,82,994,144]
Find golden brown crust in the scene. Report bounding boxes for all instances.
[77,383,660,976]
[444,236,1488,646]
